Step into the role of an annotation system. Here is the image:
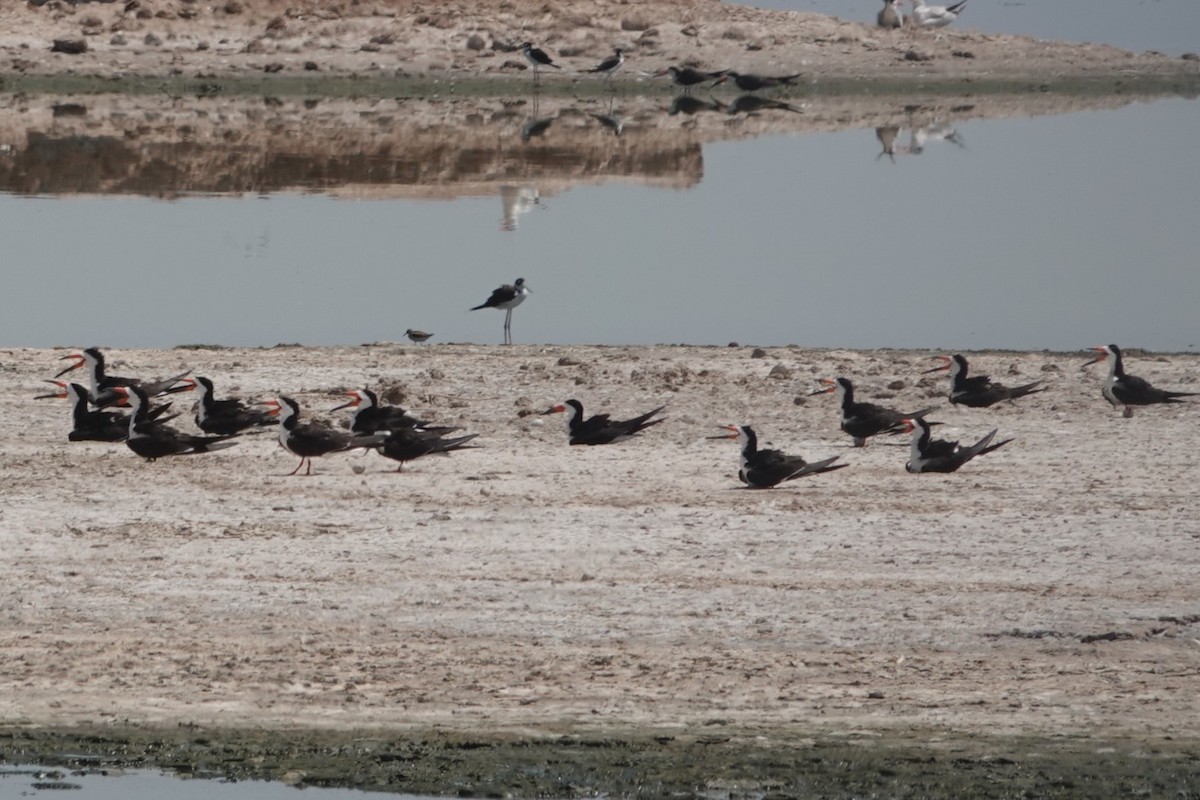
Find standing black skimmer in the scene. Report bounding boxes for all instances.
[877,0,904,28]
[713,71,801,92]
[36,381,175,441]
[810,377,937,447]
[405,329,434,344]
[330,388,432,434]
[924,354,1046,408]
[1083,344,1197,418]
[902,417,1010,473]
[582,48,624,83]
[113,386,237,461]
[375,428,480,473]
[264,396,386,476]
[910,0,966,29]
[542,398,665,445]
[711,424,845,489]
[54,347,191,407]
[471,277,531,345]
[520,42,561,82]
[189,376,275,436]
[654,66,727,92]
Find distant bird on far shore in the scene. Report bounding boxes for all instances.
[877,0,904,28]
[405,329,434,344]
[521,42,561,82]
[471,277,531,345]
[910,0,967,29]
[582,48,625,83]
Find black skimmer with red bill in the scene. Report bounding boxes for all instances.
[113,385,238,461]
[542,398,665,445]
[902,417,1010,473]
[471,278,531,345]
[810,377,937,447]
[711,424,845,489]
[910,0,967,29]
[1083,344,1197,418]
[582,48,625,83]
[405,329,434,344]
[654,66,727,92]
[877,0,904,28]
[924,354,1046,408]
[713,71,802,92]
[330,388,433,434]
[264,396,385,476]
[520,42,561,82]
[189,376,275,436]
[54,347,191,407]
[36,381,176,441]
[375,428,480,473]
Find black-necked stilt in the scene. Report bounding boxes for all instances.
[471,278,531,345]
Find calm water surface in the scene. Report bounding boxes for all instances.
[1,96,1196,352]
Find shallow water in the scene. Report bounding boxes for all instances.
[1,93,1196,352]
[0,765,426,798]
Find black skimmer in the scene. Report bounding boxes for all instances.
[54,347,191,407]
[877,0,904,28]
[330,388,432,434]
[582,48,624,83]
[924,354,1046,408]
[36,381,176,442]
[470,277,531,345]
[405,329,434,344]
[654,66,727,92]
[263,396,385,476]
[810,377,937,447]
[1083,344,1197,418]
[713,71,802,92]
[542,398,665,445]
[711,424,846,489]
[910,0,966,29]
[520,42,561,82]
[902,416,1010,473]
[189,376,275,436]
[375,428,481,473]
[113,385,238,461]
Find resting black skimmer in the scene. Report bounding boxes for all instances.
[712,424,845,489]
[54,347,191,407]
[1083,344,1197,418]
[375,428,480,473]
[264,396,385,476]
[405,329,433,344]
[877,0,903,28]
[582,48,624,83]
[113,385,237,461]
[36,381,175,441]
[902,417,1010,473]
[910,0,966,29]
[713,71,801,92]
[520,42,560,82]
[542,398,665,445]
[189,376,275,436]
[471,277,531,345]
[330,388,432,434]
[654,66,727,91]
[925,354,1046,408]
[810,377,936,447]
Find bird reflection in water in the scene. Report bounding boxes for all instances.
[874,120,965,162]
[499,186,542,232]
[667,94,723,117]
[590,95,623,137]
[519,84,555,143]
[722,94,804,115]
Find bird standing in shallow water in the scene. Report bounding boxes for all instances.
[583,48,625,84]
[471,278,531,345]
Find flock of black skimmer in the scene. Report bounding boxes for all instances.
[37,344,1195,485]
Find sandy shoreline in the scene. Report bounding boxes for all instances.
[3,344,1198,749]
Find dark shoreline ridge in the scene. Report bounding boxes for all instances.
[2,725,1198,797]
